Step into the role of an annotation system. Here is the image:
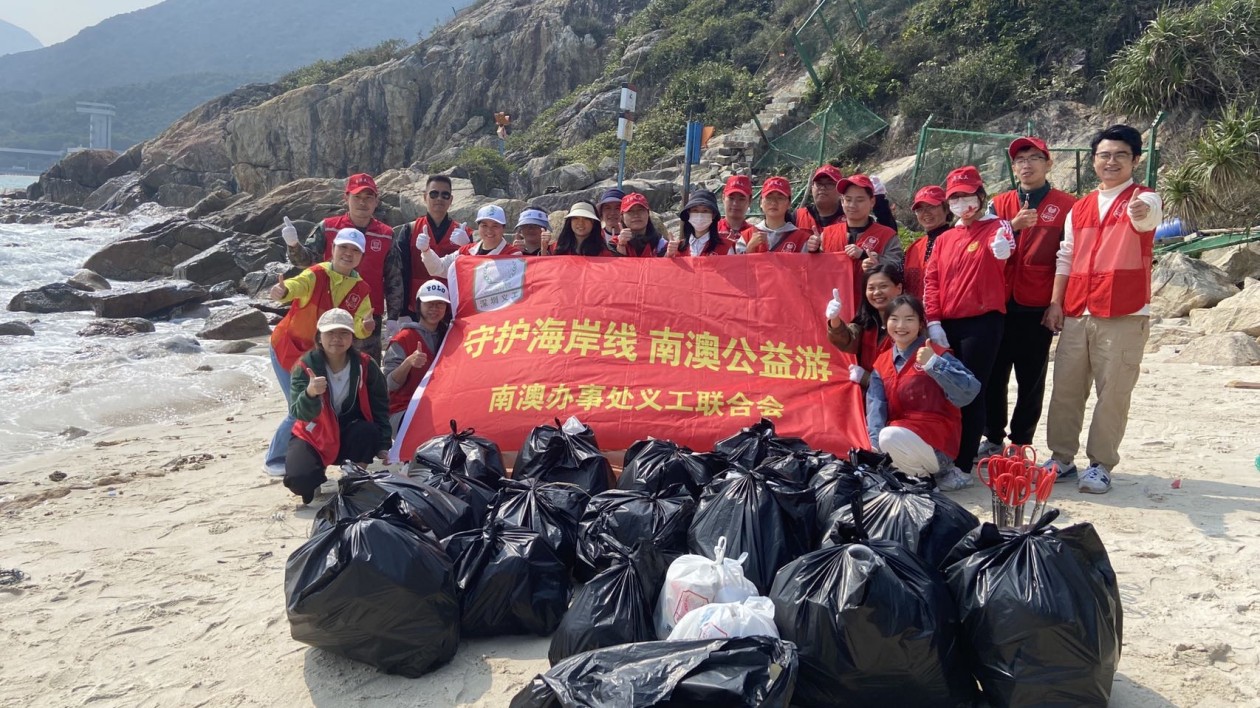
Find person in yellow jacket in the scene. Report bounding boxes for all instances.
[263,228,375,476]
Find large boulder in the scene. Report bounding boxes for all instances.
[81,174,151,213]
[196,305,271,340]
[1150,253,1238,318]
[203,178,345,235]
[535,164,596,194]
[0,321,35,336]
[83,218,235,280]
[66,269,110,292]
[1189,280,1260,336]
[509,156,560,198]
[374,170,475,226]
[1200,242,1260,284]
[82,280,209,319]
[34,149,118,207]
[172,233,286,286]
[7,283,91,313]
[1169,332,1260,366]
[187,188,251,220]
[1145,323,1202,353]
[78,318,156,337]
[240,262,299,298]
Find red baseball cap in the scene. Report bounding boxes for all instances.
[944,166,984,198]
[1008,136,1050,160]
[620,192,650,213]
[724,174,752,197]
[912,185,947,208]
[837,174,874,196]
[345,173,378,195]
[811,164,844,184]
[761,176,791,198]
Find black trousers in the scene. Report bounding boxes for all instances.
[941,311,1005,473]
[984,308,1054,446]
[283,418,379,500]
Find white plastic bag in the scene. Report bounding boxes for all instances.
[667,596,779,641]
[655,536,758,639]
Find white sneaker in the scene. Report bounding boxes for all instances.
[1078,464,1112,494]
[263,462,286,478]
[977,439,1004,459]
[935,466,975,492]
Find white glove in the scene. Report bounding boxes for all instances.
[848,364,866,384]
[384,318,406,339]
[871,176,886,196]
[990,233,1012,260]
[416,232,431,252]
[928,322,949,348]
[825,288,842,321]
[281,216,299,247]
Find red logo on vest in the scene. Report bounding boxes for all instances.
[783,243,798,252]
[1041,204,1060,222]
[1112,200,1129,220]
[370,238,383,252]
[342,294,362,311]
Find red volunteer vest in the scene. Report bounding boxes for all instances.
[1063,184,1155,318]
[821,221,900,304]
[292,352,375,466]
[904,236,928,300]
[320,215,393,317]
[991,189,1075,308]
[745,227,812,253]
[923,219,1012,322]
[717,218,755,245]
[873,341,962,459]
[386,328,438,414]
[269,264,371,370]
[410,217,472,295]
[858,326,891,372]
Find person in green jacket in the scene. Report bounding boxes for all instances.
[284,309,392,504]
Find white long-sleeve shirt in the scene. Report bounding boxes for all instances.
[1055,179,1162,316]
[421,238,514,276]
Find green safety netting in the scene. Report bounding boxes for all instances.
[792,0,869,84]
[753,98,888,175]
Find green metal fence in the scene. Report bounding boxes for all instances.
[753,97,888,174]
[792,0,869,85]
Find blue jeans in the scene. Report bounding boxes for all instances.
[265,347,296,468]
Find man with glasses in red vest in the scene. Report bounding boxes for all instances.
[283,173,402,361]
[1042,124,1162,494]
[392,175,473,318]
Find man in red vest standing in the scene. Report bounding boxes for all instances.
[284,173,402,361]
[979,137,1078,458]
[1042,124,1162,494]
[392,175,473,316]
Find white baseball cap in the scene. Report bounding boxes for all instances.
[316,308,355,333]
[516,208,549,229]
[332,227,366,253]
[476,204,507,225]
[416,279,450,304]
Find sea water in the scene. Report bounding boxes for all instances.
[0,210,274,462]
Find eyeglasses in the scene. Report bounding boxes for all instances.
[1012,156,1047,166]
[1093,152,1133,163]
[427,190,453,200]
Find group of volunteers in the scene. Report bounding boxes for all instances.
[261,123,1160,506]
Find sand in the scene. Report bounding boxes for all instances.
[1,352,1258,707]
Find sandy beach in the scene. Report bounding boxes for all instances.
[1,350,1258,707]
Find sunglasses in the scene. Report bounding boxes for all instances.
[428,190,453,200]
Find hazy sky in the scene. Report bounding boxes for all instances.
[1,0,163,46]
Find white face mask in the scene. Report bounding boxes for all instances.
[688,213,713,232]
[949,196,981,218]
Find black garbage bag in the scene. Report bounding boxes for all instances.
[943,510,1123,708]
[494,477,590,570]
[514,418,615,494]
[810,459,881,530]
[516,636,798,708]
[285,494,460,677]
[441,517,570,637]
[407,465,499,524]
[821,471,979,568]
[409,419,507,486]
[618,438,722,496]
[548,540,667,665]
[687,467,816,594]
[769,520,975,707]
[312,466,476,539]
[754,448,839,485]
[713,418,812,468]
[576,486,696,580]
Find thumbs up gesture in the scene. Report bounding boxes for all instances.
[665,235,680,257]
[915,345,935,367]
[1011,196,1037,231]
[306,375,328,398]
[281,216,299,246]
[990,231,1012,260]
[844,243,864,259]
[825,288,843,322]
[807,227,822,253]
[415,231,431,252]
[1127,198,1150,222]
[540,229,553,253]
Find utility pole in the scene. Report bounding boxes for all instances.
[617,83,637,190]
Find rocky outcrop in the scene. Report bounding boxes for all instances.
[1189,280,1260,337]
[33,149,118,207]
[81,281,209,319]
[78,318,156,337]
[197,305,271,340]
[527,177,678,214]
[66,269,110,292]
[1169,332,1260,366]
[7,283,91,313]
[173,233,286,286]
[82,174,150,213]
[1150,253,1238,318]
[83,218,235,281]
[203,179,342,234]
[1145,323,1202,353]
[1200,242,1260,284]
[0,321,35,336]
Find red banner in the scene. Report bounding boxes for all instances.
[392,253,868,460]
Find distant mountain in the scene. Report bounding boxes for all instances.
[0,19,43,56]
[0,0,465,95]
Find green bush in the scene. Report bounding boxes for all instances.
[430,146,511,194]
[897,45,1027,125]
[276,39,409,91]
